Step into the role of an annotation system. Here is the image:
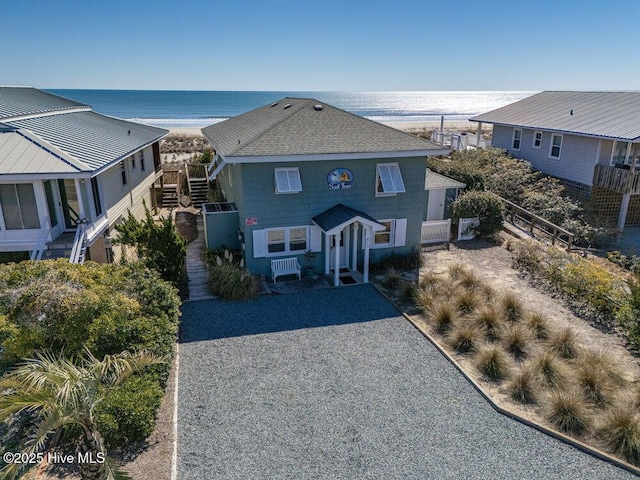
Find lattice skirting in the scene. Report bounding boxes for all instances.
[591,187,640,226]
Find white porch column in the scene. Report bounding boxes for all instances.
[333,234,340,287]
[476,122,482,147]
[363,227,371,283]
[618,194,631,232]
[351,223,359,271]
[74,179,87,221]
[324,232,330,274]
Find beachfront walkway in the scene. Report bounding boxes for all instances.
[177,285,634,479]
[185,214,213,301]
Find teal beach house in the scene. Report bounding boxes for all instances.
[202,98,449,286]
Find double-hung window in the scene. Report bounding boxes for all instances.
[274,167,302,194]
[376,163,405,196]
[549,134,563,159]
[373,220,394,247]
[533,131,542,148]
[266,226,309,255]
[512,129,522,150]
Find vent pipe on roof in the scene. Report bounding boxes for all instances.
[314,104,323,111]
[570,110,573,115]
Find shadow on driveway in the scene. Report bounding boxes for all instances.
[179,284,399,343]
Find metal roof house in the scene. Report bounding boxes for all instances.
[202,98,452,286]
[0,87,167,262]
[471,91,640,231]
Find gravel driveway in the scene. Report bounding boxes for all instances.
[178,285,635,479]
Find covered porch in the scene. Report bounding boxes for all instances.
[312,204,385,287]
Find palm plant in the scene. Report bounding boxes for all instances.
[0,349,166,480]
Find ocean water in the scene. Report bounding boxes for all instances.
[47,89,536,128]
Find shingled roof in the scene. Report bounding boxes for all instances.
[202,97,447,160]
[470,91,640,141]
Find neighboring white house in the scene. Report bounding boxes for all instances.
[0,87,167,262]
[470,91,640,231]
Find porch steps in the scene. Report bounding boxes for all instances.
[185,214,214,301]
[188,178,209,208]
[41,248,72,260]
[162,185,179,208]
[41,233,76,261]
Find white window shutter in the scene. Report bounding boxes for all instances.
[310,225,322,252]
[394,218,407,247]
[252,229,267,258]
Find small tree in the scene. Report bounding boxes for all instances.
[452,190,504,237]
[0,349,166,480]
[115,204,186,286]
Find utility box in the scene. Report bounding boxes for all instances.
[202,202,240,251]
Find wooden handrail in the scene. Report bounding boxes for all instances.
[497,195,574,251]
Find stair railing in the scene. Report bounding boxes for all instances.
[30,217,51,261]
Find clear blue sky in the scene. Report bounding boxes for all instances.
[2,0,639,91]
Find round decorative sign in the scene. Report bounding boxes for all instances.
[327,168,354,190]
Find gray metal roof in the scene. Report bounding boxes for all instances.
[203,97,447,159]
[0,87,167,175]
[425,169,466,190]
[0,125,82,174]
[312,204,384,233]
[470,91,640,141]
[7,111,167,171]
[0,86,89,121]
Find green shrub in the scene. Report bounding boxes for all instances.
[96,375,164,448]
[208,262,258,301]
[371,248,422,274]
[114,204,187,286]
[452,191,504,237]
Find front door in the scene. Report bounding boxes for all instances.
[44,180,64,239]
[58,179,81,230]
[330,228,347,269]
[427,189,446,221]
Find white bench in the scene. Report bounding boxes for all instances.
[271,257,301,283]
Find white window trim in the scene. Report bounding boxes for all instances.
[370,219,395,248]
[609,140,636,166]
[512,128,522,151]
[533,130,542,149]
[265,225,310,257]
[549,133,563,159]
[274,167,302,194]
[375,163,405,197]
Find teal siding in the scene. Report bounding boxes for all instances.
[234,157,427,276]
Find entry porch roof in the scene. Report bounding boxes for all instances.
[312,204,385,235]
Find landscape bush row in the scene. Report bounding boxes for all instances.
[509,239,640,346]
[0,260,180,451]
[401,263,640,466]
[428,148,610,247]
[206,248,259,300]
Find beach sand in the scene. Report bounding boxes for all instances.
[166,120,491,137]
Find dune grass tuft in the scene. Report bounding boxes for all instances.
[453,289,481,316]
[545,389,592,436]
[446,322,485,354]
[428,302,458,335]
[473,305,505,341]
[526,312,551,340]
[507,366,539,404]
[548,327,579,359]
[500,292,524,322]
[447,263,468,281]
[456,269,484,293]
[599,408,640,466]
[475,345,511,382]
[533,351,567,388]
[501,324,534,360]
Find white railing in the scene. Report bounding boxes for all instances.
[431,131,491,151]
[421,219,451,245]
[29,217,51,261]
[69,223,87,264]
